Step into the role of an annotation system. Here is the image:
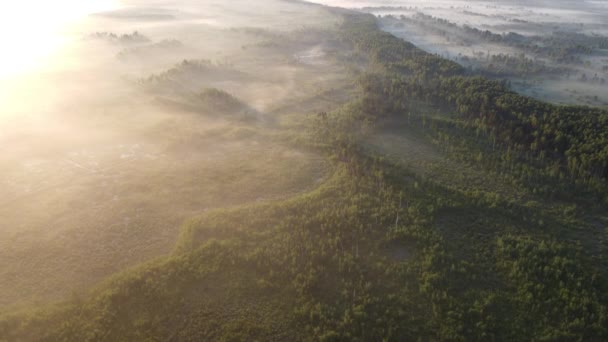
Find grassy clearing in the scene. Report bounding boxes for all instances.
[365,116,530,202]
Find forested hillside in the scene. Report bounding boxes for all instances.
[1,8,607,342]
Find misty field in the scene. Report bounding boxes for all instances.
[1,0,607,340]
[0,0,350,308]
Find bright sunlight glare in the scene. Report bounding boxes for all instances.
[0,0,119,79]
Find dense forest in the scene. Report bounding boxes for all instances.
[1,7,607,342]
[394,13,608,64]
[343,14,608,193]
[381,12,608,91]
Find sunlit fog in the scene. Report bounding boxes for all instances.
[0,0,119,78]
[1,0,607,340]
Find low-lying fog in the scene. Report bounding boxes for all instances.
[309,0,608,107]
[4,0,606,312]
[0,0,349,308]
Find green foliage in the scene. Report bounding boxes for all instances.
[195,88,253,116]
[495,235,608,340]
[2,9,608,342]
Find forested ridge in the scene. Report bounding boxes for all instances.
[341,14,608,190]
[1,9,607,342]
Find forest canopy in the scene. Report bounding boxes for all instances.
[1,2,607,342]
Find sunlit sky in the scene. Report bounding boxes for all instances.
[0,0,120,79]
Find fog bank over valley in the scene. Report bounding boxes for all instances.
[309,0,608,107]
[2,1,608,340]
[0,0,346,307]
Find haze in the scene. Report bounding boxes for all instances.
[1,0,341,307]
[309,0,608,106]
[1,1,607,340]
